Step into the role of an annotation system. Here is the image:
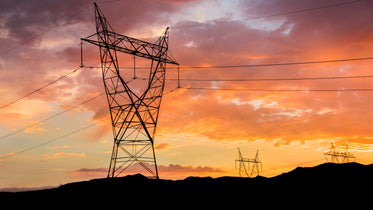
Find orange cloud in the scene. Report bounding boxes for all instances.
[23,121,47,134]
[155,143,173,150]
[0,112,28,127]
[43,152,86,160]
[158,84,373,146]
[2,0,372,152]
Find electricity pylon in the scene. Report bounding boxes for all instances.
[324,143,355,163]
[81,3,178,179]
[235,148,262,177]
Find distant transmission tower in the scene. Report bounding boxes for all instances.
[81,3,178,179]
[235,148,262,177]
[324,143,355,163]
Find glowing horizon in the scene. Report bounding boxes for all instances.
[1,0,373,188]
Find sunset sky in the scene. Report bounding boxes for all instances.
[1,0,373,189]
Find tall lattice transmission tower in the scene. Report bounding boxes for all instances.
[81,3,178,179]
[324,143,355,163]
[235,148,262,177]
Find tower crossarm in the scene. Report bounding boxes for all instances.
[235,147,262,177]
[81,31,179,65]
[236,158,251,162]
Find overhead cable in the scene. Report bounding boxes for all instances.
[0,66,83,110]
[186,87,373,92]
[0,117,108,160]
[162,75,373,82]
[180,57,373,70]
[84,56,373,70]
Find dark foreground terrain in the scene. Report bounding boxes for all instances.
[1,162,372,205]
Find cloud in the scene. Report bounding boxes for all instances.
[70,163,225,179]
[23,121,47,134]
[0,186,56,192]
[155,143,173,150]
[45,145,66,150]
[23,126,47,134]
[158,164,225,174]
[157,85,373,146]
[42,152,86,160]
[160,0,201,4]
[2,0,373,189]
[0,112,28,127]
[0,0,89,42]
[147,0,373,146]
[2,0,373,149]
[75,168,107,173]
[0,0,188,112]
[70,167,107,179]
[82,0,373,147]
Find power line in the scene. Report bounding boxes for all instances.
[162,75,373,82]
[186,87,373,92]
[0,66,83,110]
[0,92,105,142]
[254,0,362,19]
[84,56,373,71]
[179,57,373,70]
[3,55,369,110]
[0,117,108,160]
[0,78,134,142]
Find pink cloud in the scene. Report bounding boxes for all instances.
[2,0,373,148]
[70,163,225,180]
[158,164,225,173]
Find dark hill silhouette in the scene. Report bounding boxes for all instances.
[1,162,372,204]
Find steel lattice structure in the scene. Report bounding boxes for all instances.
[82,3,178,179]
[324,143,355,163]
[235,148,262,177]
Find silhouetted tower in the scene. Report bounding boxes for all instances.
[235,148,262,177]
[341,144,355,163]
[324,143,339,163]
[324,143,355,163]
[81,3,178,179]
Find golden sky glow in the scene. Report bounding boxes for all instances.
[1,0,373,188]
